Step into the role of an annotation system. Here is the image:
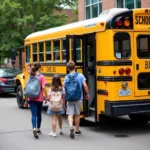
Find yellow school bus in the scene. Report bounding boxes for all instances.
[15,8,150,123]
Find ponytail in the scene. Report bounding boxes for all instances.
[30,66,36,76]
[30,62,41,76]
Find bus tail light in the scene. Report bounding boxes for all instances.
[115,17,123,27]
[124,18,130,27]
[119,68,125,75]
[125,68,131,75]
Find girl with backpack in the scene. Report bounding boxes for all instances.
[47,74,65,137]
[24,62,47,139]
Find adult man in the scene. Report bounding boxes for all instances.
[64,61,90,139]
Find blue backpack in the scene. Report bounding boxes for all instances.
[24,74,41,98]
[65,72,81,101]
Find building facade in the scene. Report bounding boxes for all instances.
[78,0,150,21]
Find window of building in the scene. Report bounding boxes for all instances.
[116,0,141,9]
[46,41,52,61]
[54,40,60,61]
[85,0,102,19]
[33,43,37,62]
[39,42,44,62]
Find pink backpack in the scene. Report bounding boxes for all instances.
[49,91,63,112]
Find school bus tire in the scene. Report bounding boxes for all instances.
[16,85,26,109]
[129,114,150,124]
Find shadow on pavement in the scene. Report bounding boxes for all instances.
[0,93,16,98]
[83,116,150,137]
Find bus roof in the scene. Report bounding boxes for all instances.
[26,8,129,39]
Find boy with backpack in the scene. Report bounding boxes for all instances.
[64,61,90,139]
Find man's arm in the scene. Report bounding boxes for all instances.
[83,81,89,95]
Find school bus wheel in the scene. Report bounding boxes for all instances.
[129,114,150,124]
[16,85,26,109]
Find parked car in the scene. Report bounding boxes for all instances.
[0,68,22,94]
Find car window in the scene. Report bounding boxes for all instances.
[0,68,22,77]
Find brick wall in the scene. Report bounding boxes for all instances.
[78,0,85,21]
[141,0,150,8]
[102,0,115,11]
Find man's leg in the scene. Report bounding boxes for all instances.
[75,115,80,132]
[66,102,75,138]
[74,100,82,135]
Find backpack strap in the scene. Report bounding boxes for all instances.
[67,72,79,79]
[73,72,79,78]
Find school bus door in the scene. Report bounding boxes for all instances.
[134,32,150,97]
[66,35,86,118]
[66,34,97,122]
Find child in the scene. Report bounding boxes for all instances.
[47,74,65,137]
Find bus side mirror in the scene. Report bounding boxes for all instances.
[11,48,16,65]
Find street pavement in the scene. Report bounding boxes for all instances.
[0,94,150,150]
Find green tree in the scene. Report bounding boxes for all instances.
[0,0,77,59]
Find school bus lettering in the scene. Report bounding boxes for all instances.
[135,16,150,25]
[46,66,56,72]
[145,61,150,69]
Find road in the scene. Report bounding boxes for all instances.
[0,94,150,150]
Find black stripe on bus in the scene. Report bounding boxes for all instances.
[97,76,132,82]
[97,60,132,66]
[41,73,66,77]
[45,83,51,87]
[97,90,108,95]
[41,62,66,66]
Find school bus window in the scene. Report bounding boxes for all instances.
[114,33,131,59]
[76,39,82,61]
[26,46,30,63]
[46,41,52,61]
[62,39,66,61]
[39,42,44,62]
[33,43,37,62]
[71,39,82,61]
[54,40,60,61]
[138,73,150,90]
[137,35,150,58]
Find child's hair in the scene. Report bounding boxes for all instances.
[30,62,41,76]
[51,74,62,91]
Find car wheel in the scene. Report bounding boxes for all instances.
[16,85,26,109]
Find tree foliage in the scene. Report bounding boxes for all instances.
[0,0,78,58]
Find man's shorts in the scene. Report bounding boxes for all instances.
[66,100,82,115]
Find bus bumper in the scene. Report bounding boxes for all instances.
[105,100,150,116]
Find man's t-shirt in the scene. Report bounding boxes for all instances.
[64,72,86,100]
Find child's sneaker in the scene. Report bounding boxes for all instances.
[37,129,42,135]
[59,129,63,135]
[33,129,39,139]
[48,132,53,136]
[52,132,57,138]
[75,130,82,136]
[70,127,75,139]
